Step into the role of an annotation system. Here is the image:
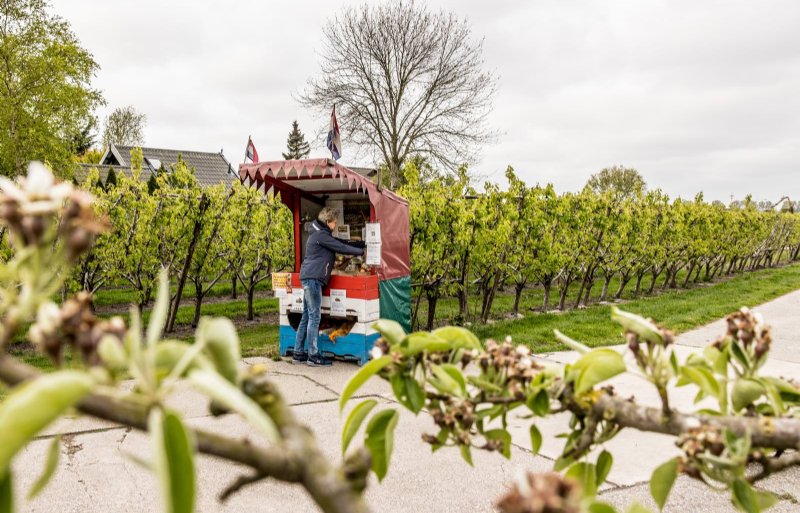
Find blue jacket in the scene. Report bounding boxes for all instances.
[300,219,366,286]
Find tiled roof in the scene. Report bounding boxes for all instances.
[98,144,236,187]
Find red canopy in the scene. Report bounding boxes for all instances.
[239,158,410,280]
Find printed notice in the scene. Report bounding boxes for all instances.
[366,241,382,266]
[272,272,292,300]
[334,224,351,240]
[330,289,347,317]
[365,223,381,243]
[290,289,304,313]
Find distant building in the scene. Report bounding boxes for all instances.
[78,143,236,187]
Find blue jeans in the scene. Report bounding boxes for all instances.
[294,279,323,357]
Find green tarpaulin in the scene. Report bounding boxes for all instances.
[379,276,411,333]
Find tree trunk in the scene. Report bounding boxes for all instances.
[231,274,238,299]
[648,269,661,294]
[166,195,208,333]
[558,279,571,311]
[426,290,438,331]
[246,284,256,320]
[512,282,525,316]
[682,262,696,288]
[542,280,552,311]
[192,290,204,328]
[458,254,470,320]
[411,288,424,331]
[633,272,644,296]
[582,279,594,306]
[614,273,631,300]
[600,275,613,302]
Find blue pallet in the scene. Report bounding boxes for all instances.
[279,325,380,365]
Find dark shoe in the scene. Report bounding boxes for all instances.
[292,352,308,363]
[307,354,332,367]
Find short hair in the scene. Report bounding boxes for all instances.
[318,207,338,224]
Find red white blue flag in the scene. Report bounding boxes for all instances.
[326,105,341,160]
[245,136,259,163]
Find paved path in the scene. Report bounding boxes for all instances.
[9,291,800,512]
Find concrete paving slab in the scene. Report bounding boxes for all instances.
[247,356,395,399]
[12,400,552,513]
[674,289,800,364]
[599,473,800,513]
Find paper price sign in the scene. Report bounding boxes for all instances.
[290,289,304,313]
[365,223,381,243]
[330,289,347,317]
[366,241,382,266]
[272,273,292,300]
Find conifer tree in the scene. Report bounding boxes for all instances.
[282,120,311,160]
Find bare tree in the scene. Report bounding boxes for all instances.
[102,105,146,147]
[300,0,497,188]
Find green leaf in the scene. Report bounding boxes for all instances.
[429,364,463,396]
[0,370,94,478]
[0,471,12,513]
[626,503,653,513]
[467,376,503,393]
[732,378,765,411]
[372,319,406,346]
[566,462,598,497]
[431,326,481,350]
[596,450,613,485]
[729,342,752,370]
[404,377,425,414]
[198,317,241,385]
[753,490,778,511]
[572,349,627,394]
[188,369,278,442]
[732,479,760,513]
[554,455,574,472]
[588,501,618,513]
[554,329,591,353]
[341,400,378,455]
[399,332,450,356]
[364,409,399,481]
[339,356,392,411]
[611,308,663,345]
[484,429,512,459]
[529,424,542,455]
[527,389,550,416]
[147,268,170,347]
[150,410,195,513]
[679,366,721,402]
[649,457,679,510]
[154,340,214,381]
[27,435,61,499]
[459,444,473,466]
[439,364,466,395]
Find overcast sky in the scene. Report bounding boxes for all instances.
[53,0,799,202]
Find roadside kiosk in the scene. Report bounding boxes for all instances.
[239,158,411,364]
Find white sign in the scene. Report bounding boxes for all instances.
[330,289,347,317]
[290,289,304,313]
[366,241,382,266]
[334,224,350,240]
[365,223,381,243]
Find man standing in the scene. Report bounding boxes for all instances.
[293,207,365,366]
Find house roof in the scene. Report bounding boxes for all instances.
[98,144,236,187]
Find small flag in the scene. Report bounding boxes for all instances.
[326,105,341,160]
[245,136,259,163]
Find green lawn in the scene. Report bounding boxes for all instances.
[475,262,800,352]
